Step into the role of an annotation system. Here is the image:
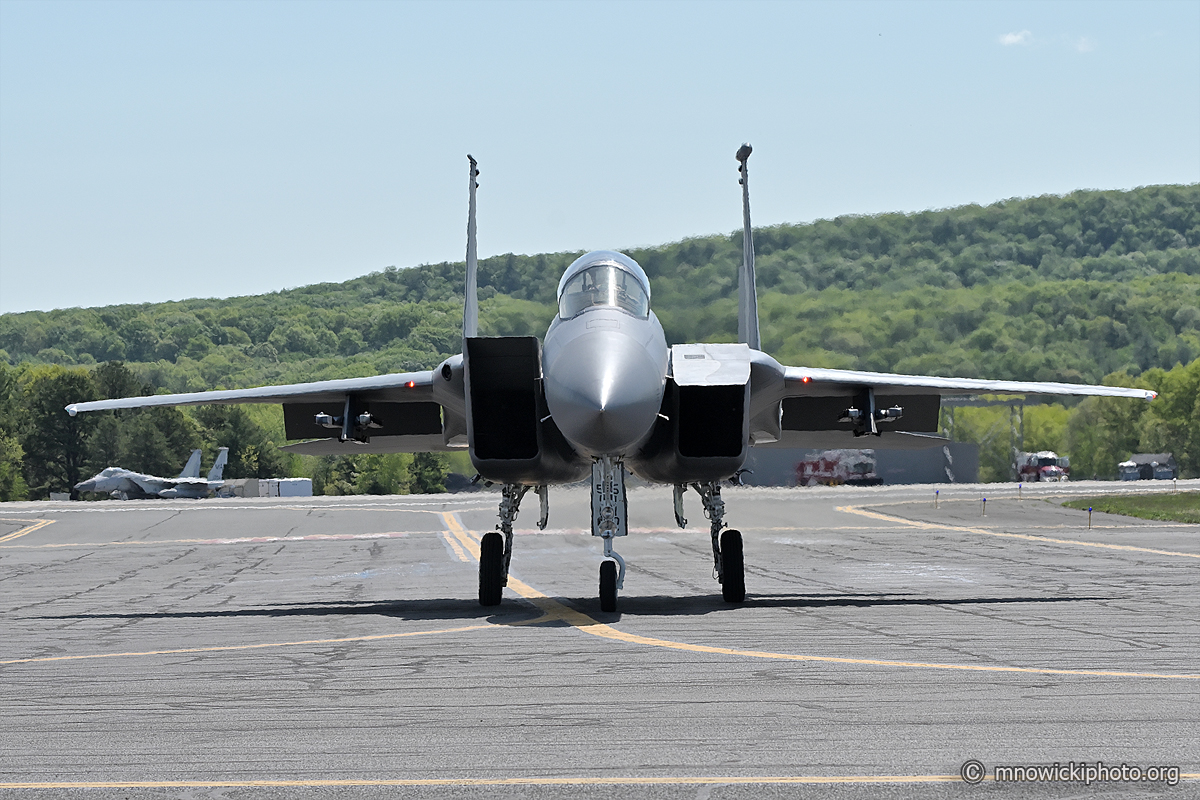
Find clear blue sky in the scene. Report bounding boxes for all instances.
[1,0,1197,313]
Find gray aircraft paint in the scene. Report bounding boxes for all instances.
[736,143,760,350]
[543,252,668,457]
[61,147,1158,608]
[178,449,203,479]
[75,447,229,500]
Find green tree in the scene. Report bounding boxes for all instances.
[1137,359,1200,477]
[0,364,28,501]
[408,452,448,494]
[1066,372,1153,480]
[92,360,148,400]
[314,455,361,496]
[18,366,98,497]
[84,362,200,477]
[356,453,412,495]
[192,405,286,478]
[120,409,202,477]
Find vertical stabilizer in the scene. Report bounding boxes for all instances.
[178,449,202,478]
[207,447,229,482]
[464,155,480,339]
[735,143,760,350]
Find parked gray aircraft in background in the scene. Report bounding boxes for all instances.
[75,447,229,500]
[66,146,1156,610]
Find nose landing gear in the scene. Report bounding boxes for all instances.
[593,456,627,612]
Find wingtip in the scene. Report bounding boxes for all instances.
[65,404,78,417]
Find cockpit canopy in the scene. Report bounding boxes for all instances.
[557,251,650,320]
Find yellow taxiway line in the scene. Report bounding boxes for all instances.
[837,504,1200,559]
[0,518,55,543]
[5,511,1195,680]
[0,774,994,789]
[1,774,1196,789]
[440,514,1200,681]
[0,623,493,666]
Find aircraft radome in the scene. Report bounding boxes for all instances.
[66,146,1156,612]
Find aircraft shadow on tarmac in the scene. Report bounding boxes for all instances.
[29,593,1112,624]
[542,593,1115,622]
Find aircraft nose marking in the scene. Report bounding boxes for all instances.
[586,318,619,330]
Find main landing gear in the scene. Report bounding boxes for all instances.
[479,483,548,606]
[675,481,746,603]
[478,470,745,610]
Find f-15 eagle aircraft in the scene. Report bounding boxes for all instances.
[75,447,229,500]
[66,146,1155,611]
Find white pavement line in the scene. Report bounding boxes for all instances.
[0,530,426,550]
[0,499,499,515]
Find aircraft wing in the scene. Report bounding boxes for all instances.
[65,368,459,454]
[65,370,436,413]
[742,350,1156,450]
[128,475,168,495]
[780,366,1158,401]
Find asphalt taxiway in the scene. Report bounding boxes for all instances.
[1,481,1197,799]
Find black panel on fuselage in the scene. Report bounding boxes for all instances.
[283,401,443,440]
[678,384,745,457]
[628,380,749,484]
[781,394,940,432]
[465,337,540,460]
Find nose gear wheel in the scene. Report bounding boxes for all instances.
[599,560,618,612]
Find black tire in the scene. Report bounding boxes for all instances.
[721,529,745,603]
[478,531,504,606]
[599,560,618,613]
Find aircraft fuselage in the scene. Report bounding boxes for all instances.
[541,251,670,460]
[542,310,668,458]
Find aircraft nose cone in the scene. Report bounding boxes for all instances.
[74,479,96,492]
[544,331,665,455]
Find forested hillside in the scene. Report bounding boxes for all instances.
[2,184,1197,498]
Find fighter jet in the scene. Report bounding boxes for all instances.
[75,447,229,500]
[66,148,1156,610]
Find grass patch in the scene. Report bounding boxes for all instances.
[1063,492,1200,524]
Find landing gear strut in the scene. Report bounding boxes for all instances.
[479,483,530,606]
[683,481,746,603]
[592,456,627,612]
